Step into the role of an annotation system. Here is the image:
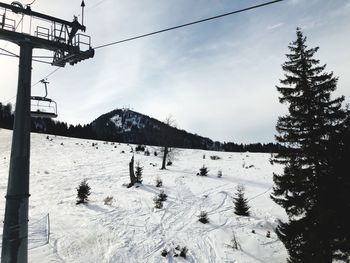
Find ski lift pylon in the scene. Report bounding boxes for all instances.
[30,79,58,118]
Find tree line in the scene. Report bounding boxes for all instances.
[0,105,284,153]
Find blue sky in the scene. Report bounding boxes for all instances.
[0,0,349,143]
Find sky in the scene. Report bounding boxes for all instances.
[0,0,349,144]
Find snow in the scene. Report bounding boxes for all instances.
[110,115,123,128]
[109,112,146,132]
[0,128,288,262]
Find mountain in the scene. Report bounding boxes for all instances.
[1,103,284,152]
[90,108,221,150]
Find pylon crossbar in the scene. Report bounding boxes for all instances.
[0,1,93,67]
[0,27,79,52]
[0,2,85,31]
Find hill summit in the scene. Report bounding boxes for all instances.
[90,108,220,150]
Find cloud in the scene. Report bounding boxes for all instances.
[289,0,303,5]
[0,0,349,143]
[268,23,284,30]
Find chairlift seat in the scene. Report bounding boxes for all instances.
[31,111,58,119]
[30,96,58,118]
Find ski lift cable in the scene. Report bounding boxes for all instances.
[27,0,37,6]
[32,55,54,59]
[0,52,56,65]
[2,0,284,103]
[0,47,19,58]
[0,48,18,57]
[32,58,52,65]
[32,67,60,87]
[2,95,16,104]
[1,66,60,104]
[23,1,285,97]
[94,0,284,50]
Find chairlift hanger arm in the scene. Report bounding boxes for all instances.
[0,2,85,31]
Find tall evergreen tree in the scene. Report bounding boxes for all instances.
[326,111,350,261]
[233,185,250,216]
[271,28,346,262]
[135,161,143,183]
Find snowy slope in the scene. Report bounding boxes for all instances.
[0,128,288,262]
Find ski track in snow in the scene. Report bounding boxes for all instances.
[0,129,288,262]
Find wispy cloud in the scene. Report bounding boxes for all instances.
[267,23,284,30]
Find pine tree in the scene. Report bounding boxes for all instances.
[153,195,163,209]
[198,211,209,224]
[233,185,250,216]
[326,111,350,261]
[155,177,163,187]
[135,161,143,183]
[158,190,168,202]
[199,165,209,176]
[76,179,91,204]
[271,28,346,262]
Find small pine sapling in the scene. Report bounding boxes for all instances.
[135,161,143,183]
[153,196,163,209]
[199,165,209,176]
[233,185,250,216]
[76,179,91,205]
[198,211,209,224]
[180,246,188,259]
[266,231,271,238]
[155,177,163,187]
[158,190,168,202]
[217,169,223,178]
[135,144,145,152]
[161,248,168,257]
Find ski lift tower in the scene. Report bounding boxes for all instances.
[0,1,94,262]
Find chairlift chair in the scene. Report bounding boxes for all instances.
[30,79,58,118]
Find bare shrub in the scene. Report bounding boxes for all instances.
[210,155,221,160]
[198,211,209,224]
[104,196,114,206]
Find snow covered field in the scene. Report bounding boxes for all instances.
[0,129,287,262]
